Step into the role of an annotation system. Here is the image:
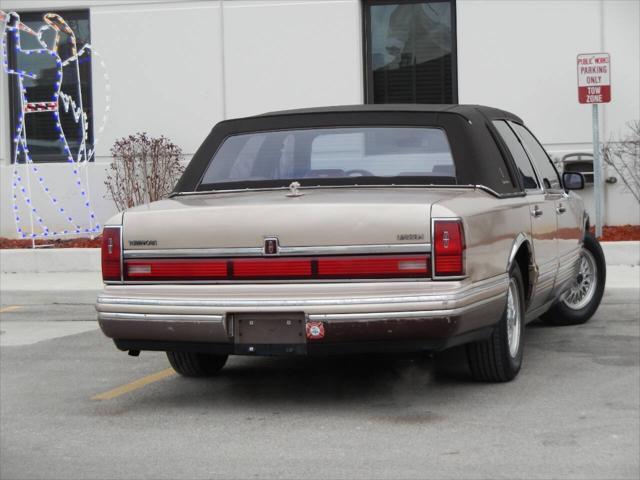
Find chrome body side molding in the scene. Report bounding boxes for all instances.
[123,243,432,259]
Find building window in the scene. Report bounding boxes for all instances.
[5,10,93,163]
[363,0,457,104]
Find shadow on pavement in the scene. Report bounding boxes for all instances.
[93,348,482,417]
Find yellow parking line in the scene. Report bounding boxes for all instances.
[92,368,176,401]
[0,305,21,314]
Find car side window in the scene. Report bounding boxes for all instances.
[492,120,540,190]
[509,122,562,190]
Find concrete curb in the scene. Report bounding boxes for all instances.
[1,248,100,273]
[600,241,640,267]
[0,241,638,274]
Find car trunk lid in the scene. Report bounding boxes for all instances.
[121,187,467,251]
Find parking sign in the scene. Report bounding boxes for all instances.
[577,53,611,104]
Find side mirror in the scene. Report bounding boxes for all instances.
[563,172,585,191]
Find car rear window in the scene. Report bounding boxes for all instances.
[198,127,456,189]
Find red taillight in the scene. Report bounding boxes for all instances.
[121,254,430,281]
[318,255,429,278]
[433,220,465,277]
[125,259,227,280]
[101,227,122,282]
[233,259,312,278]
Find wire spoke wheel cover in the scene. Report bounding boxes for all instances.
[506,277,522,358]
[562,249,598,311]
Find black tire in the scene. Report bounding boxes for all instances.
[466,263,525,382]
[166,351,228,377]
[540,232,606,326]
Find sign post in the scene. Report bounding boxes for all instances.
[577,52,611,238]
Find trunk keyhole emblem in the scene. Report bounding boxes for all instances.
[263,237,279,256]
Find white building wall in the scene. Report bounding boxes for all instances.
[223,0,363,118]
[0,0,638,238]
[90,1,226,157]
[458,0,602,146]
[457,0,640,225]
[0,0,363,238]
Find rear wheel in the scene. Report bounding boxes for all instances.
[466,263,525,382]
[541,232,605,326]
[166,351,228,377]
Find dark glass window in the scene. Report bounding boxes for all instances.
[509,122,562,190]
[199,127,456,189]
[5,10,93,163]
[364,0,457,104]
[493,121,540,191]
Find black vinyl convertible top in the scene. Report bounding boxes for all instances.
[260,104,523,124]
[174,104,525,195]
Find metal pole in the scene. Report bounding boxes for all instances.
[592,103,603,238]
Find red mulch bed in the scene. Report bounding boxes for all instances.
[0,225,638,248]
[591,225,640,242]
[0,236,102,249]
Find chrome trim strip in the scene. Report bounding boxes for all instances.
[557,260,579,275]
[98,299,505,324]
[170,184,525,199]
[123,243,431,259]
[117,278,431,285]
[538,269,556,281]
[171,184,476,198]
[556,266,579,283]
[308,293,506,322]
[507,232,531,271]
[97,275,507,310]
[536,279,555,290]
[558,249,581,263]
[555,275,574,287]
[474,184,525,198]
[537,273,555,283]
[125,246,261,258]
[97,312,224,322]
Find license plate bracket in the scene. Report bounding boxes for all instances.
[233,313,306,355]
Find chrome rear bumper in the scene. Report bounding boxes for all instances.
[96,275,508,351]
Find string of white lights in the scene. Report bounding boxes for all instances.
[1,11,108,239]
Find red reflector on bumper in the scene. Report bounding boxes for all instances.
[306,321,325,340]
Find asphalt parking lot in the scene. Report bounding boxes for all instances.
[1,287,639,480]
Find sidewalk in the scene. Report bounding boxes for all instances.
[1,272,102,291]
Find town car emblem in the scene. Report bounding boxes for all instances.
[128,240,158,246]
[263,237,279,255]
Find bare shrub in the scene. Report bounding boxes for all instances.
[105,133,184,211]
[603,121,640,203]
